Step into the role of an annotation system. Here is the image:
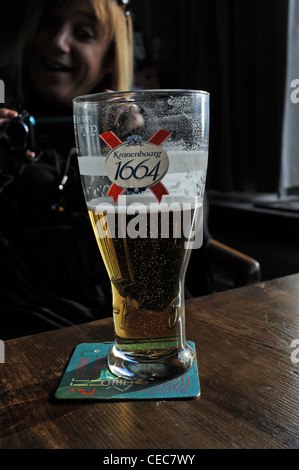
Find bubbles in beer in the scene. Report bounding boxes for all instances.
[88,203,198,354]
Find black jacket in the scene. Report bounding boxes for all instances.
[0,143,111,340]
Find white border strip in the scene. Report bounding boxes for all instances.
[78,151,208,176]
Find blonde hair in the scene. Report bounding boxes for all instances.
[91,0,133,91]
[6,0,133,109]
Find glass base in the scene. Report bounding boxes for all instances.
[108,342,195,381]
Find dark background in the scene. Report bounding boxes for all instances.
[1,0,298,284]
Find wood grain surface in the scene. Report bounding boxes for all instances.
[1,274,299,449]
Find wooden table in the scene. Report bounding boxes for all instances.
[1,274,299,451]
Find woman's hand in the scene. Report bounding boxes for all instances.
[0,108,35,159]
[0,108,18,124]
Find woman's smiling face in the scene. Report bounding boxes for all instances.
[30,0,112,109]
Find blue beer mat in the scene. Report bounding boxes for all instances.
[55,342,200,400]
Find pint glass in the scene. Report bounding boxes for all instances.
[73,90,209,380]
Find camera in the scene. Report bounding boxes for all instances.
[3,112,34,152]
[2,111,75,153]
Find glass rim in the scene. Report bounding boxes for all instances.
[73,89,210,104]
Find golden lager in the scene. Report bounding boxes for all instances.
[88,200,200,377]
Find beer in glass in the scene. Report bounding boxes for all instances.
[73,90,209,380]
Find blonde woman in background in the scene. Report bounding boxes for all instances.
[0,0,134,339]
[5,0,133,110]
